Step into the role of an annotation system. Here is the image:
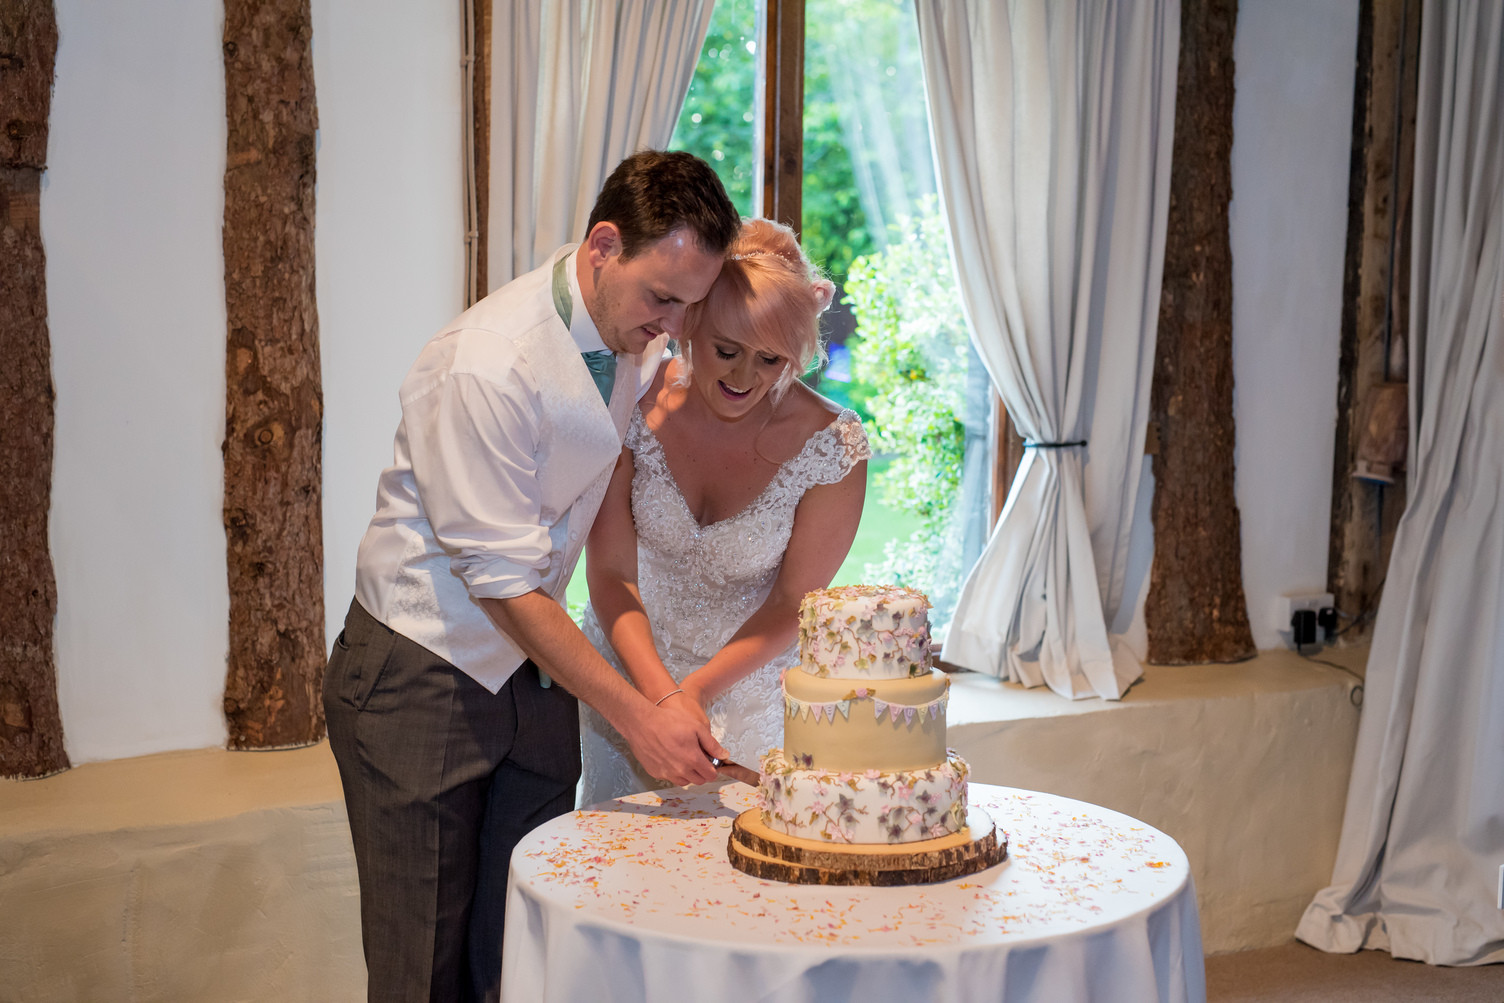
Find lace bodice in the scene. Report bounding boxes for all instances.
[579,406,871,804]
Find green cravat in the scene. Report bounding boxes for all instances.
[579,350,617,405]
[554,253,615,405]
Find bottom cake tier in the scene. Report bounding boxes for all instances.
[758,748,969,845]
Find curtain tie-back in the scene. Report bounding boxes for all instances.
[1024,440,1087,449]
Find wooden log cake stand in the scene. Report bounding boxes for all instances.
[728,805,1007,886]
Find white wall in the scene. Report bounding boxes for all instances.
[47,2,230,761]
[37,2,1356,761]
[43,0,462,765]
[313,0,466,650]
[1230,0,1358,649]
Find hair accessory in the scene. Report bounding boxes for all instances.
[729,247,803,269]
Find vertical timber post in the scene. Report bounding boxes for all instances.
[0,0,68,779]
[1328,0,1420,640]
[470,0,492,304]
[221,0,326,749]
[1145,0,1257,665]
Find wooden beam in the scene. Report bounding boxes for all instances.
[992,398,1025,525]
[0,0,69,779]
[761,0,804,233]
[471,0,491,302]
[1327,0,1420,641]
[1145,0,1256,665]
[221,0,326,749]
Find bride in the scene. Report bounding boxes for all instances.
[579,218,870,804]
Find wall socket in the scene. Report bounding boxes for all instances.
[1274,592,1335,641]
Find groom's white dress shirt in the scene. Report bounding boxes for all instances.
[354,246,664,692]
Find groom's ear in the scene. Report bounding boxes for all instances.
[584,222,623,267]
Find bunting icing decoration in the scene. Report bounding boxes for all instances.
[785,688,948,726]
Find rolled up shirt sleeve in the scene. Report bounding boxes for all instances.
[402,357,551,600]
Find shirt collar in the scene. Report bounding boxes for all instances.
[558,245,609,354]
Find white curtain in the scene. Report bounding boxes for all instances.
[1297,0,1504,966]
[488,0,714,288]
[914,0,1178,700]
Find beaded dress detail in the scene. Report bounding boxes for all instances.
[579,405,870,805]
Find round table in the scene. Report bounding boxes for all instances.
[501,782,1205,1002]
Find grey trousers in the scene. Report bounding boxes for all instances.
[324,599,580,1003]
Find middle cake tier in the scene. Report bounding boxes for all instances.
[781,667,950,773]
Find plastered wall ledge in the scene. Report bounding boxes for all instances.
[0,741,345,836]
[945,644,1367,726]
[947,644,1368,954]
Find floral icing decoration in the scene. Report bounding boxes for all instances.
[797,585,933,680]
[758,748,969,845]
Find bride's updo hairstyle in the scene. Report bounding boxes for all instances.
[680,218,835,404]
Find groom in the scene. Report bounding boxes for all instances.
[324,150,739,1002]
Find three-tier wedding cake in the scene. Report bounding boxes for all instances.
[756,585,969,844]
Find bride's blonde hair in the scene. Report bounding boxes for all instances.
[678,218,833,403]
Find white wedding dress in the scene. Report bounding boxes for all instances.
[578,405,870,805]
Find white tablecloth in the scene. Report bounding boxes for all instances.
[502,782,1205,1002]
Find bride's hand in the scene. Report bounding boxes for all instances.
[662,687,710,732]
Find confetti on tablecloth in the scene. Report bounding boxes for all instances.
[513,783,1191,949]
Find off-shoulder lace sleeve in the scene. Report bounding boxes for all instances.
[786,409,872,487]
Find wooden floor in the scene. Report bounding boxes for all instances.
[1207,941,1504,1002]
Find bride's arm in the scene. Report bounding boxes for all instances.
[585,446,690,710]
[679,458,867,707]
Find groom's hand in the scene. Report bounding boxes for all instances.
[482,591,724,784]
[623,703,727,787]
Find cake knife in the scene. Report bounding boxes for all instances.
[710,757,759,786]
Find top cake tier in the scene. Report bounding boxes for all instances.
[797,584,932,679]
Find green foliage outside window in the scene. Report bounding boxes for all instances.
[803,0,935,285]
[843,198,971,603]
[670,6,759,217]
[672,0,931,287]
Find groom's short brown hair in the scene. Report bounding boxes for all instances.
[586,150,740,260]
